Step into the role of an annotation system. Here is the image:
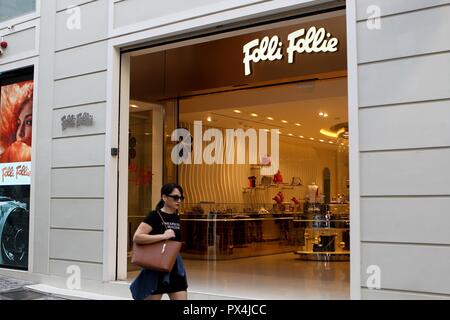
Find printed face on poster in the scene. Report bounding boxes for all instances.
[0,78,33,270]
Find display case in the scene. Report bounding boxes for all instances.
[293,203,350,261]
[179,202,298,260]
[178,201,349,261]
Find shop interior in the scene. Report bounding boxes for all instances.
[124,10,350,299]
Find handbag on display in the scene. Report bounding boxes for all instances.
[291,177,303,186]
[131,210,182,273]
[261,176,272,186]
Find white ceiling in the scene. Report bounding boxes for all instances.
[179,77,348,146]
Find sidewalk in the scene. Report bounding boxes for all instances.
[0,275,67,300]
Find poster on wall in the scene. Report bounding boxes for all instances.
[0,70,33,270]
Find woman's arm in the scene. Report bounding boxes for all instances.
[133,222,175,244]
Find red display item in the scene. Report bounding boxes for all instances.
[0,41,7,49]
[273,169,283,184]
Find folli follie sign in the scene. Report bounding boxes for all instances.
[243,26,339,76]
[160,13,346,97]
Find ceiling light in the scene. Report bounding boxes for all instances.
[130,104,139,109]
[267,117,274,120]
[320,129,338,138]
[299,135,304,138]
[319,112,324,116]
[281,120,288,123]
[207,116,212,122]
[251,113,258,117]
[278,131,282,134]
[295,123,301,126]
[264,129,270,132]
[144,133,151,136]
[310,137,315,141]
[319,139,324,142]
[288,133,293,136]
[234,110,242,114]
[329,141,334,144]
[324,113,329,118]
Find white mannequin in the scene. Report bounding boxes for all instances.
[308,182,319,203]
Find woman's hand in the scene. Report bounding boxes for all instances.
[163,229,175,240]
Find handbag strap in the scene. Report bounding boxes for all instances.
[156,210,168,230]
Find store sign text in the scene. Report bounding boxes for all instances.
[0,162,31,185]
[61,112,94,131]
[243,26,339,76]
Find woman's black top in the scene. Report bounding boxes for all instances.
[143,210,182,241]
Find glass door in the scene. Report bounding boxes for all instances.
[124,100,178,278]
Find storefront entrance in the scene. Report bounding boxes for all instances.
[118,9,350,299]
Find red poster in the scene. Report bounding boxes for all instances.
[0,80,33,163]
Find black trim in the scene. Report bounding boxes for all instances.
[0,66,34,87]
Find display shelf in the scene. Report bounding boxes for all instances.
[243,184,303,191]
[294,251,350,261]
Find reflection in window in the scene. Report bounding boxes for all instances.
[0,0,36,23]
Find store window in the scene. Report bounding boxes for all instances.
[124,9,350,298]
[0,0,36,23]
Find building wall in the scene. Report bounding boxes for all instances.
[49,0,108,281]
[355,0,450,299]
[2,0,349,296]
[7,0,449,300]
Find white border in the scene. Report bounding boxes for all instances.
[115,53,130,280]
[346,0,361,300]
[103,44,121,282]
[0,56,39,274]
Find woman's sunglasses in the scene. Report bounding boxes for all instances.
[166,194,185,202]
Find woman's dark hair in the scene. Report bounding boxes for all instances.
[155,183,184,211]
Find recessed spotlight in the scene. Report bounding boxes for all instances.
[264,129,270,132]
[323,113,329,118]
[341,143,345,146]
[288,133,293,136]
[234,110,242,114]
[130,104,139,109]
[299,135,304,138]
[295,123,301,126]
[281,120,288,124]
[207,116,212,122]
[319,112,324,116]
[267,117,274,120]
[329,141,334,144]
[251,113,258,117]
[310,137,315,141]
[320,139,324,142]
[278,131,282,134]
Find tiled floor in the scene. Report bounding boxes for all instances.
[129,253,350,300]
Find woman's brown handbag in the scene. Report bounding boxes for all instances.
[131,211,182,272]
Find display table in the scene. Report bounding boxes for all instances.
[180,213,296,260]
[292,206,350,261]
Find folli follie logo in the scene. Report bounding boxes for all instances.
[243,26,339,76]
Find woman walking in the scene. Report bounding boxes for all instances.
[130,183,188,300]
